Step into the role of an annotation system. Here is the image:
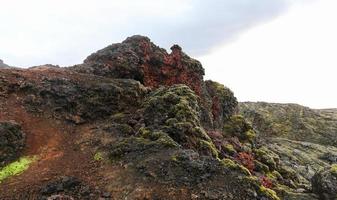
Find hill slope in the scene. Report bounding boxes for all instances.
[0,36,336,200]
[240,102,337,200]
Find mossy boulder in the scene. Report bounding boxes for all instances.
[0,121,26,167]
[142,85,218,157]
[204,80,238,129]
[253,147,279,171]
[312,164,337,200]
[223,115,256,142]
[108,130,178,161]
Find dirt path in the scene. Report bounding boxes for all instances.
[0,94,100,198]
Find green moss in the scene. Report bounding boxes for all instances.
[109,130,179,161]
[140,128,179,148]
[254,148,278,171]
[223,115,255,142]
[171,154,178,162]
[272,170,283,180]
[331,164,337,175]
[94,152,104,161]
[221,158,251,176]
[142,85,218,157]
[254,160,270,173]
[278,165,298,181]
[259,186,280,200]
[111,112,125,121]
[221,158,237,168]
[245,129,256,142]
[0,156,36,183]
[223,143,236,155]
[198,140,219,158]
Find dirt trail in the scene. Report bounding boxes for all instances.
[0,94,99,198]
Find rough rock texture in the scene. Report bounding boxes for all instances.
[240,102,337,146]
[38,176,111,200]
[312,165,337,200]
[141,85,217,157]
[1,35,335,200]
[0,121,25,167]
[71,35,237,130]
[72,36,204,95]
[239,102,337,199]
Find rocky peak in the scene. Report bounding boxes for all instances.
[73,35,204,95]
[71,35,236,129]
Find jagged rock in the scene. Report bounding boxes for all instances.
[72,35,204,96]
[204,80,238,128]
[0,121,25,167]
[71,36,238,130]
[141,85,218,157]
[312,165,337,200]
[13,71,148,123]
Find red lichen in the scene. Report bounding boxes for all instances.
[140,41,203,95]
[211,96,221,120]
[235,152,255,173]
[259,176,273,189]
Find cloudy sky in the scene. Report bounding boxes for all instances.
[0,0,336,108]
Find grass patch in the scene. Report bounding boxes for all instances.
[0,156,36,183]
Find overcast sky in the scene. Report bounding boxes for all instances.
[0,0,336,108]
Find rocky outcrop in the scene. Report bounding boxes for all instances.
[312,165,337,200]
[0,121,25,167]
[3,35,336,200]
[239,102,337,199]
[72,36,204,95]
[71,35,237,131]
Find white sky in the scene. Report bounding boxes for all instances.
[199,0,337,109]
[0,0,336,108]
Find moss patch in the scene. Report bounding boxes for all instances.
[142,85,218,157]
[221,158,251,176]
[259,185,280,200]
[94,152,104,161]
[0,156,36,183]
[223,115,256,142]
[330,164,337,175]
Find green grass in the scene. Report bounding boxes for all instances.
[0,156,36,183]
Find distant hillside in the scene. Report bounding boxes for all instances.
[0,59,10,68]
[239,102,337,146]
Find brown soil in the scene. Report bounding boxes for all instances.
[0,94,102,199]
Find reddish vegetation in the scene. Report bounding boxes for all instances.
[259,176,273,189]
[211,96,221,120]
[235,152,255,173]
[141,42,203,95]
[207,130,224,150]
